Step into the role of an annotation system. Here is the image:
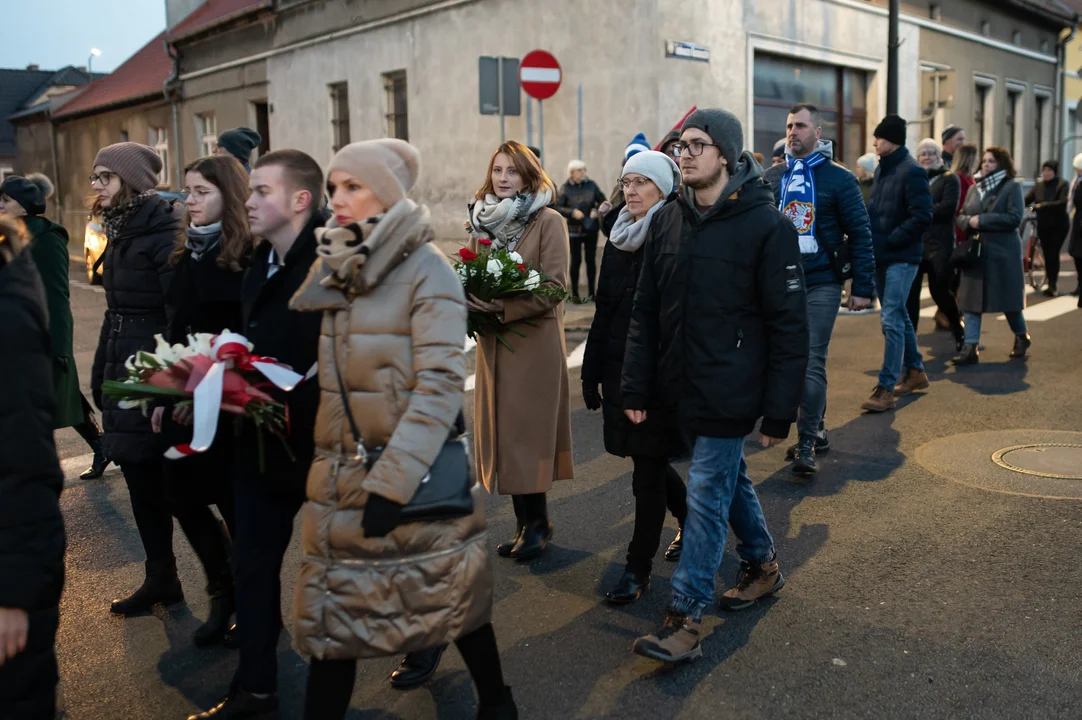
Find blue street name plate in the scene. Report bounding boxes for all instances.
[666,41,710,62]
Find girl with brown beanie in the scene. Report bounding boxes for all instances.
[87,142,190,616]
[468,141,573,562]
[148,155,253,646]
[289,139,516,719]
[0,173,110,480]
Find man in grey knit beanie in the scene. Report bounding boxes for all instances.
[681,108,744,172]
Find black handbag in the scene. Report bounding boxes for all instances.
[329,331,474,525]
[951,233,983,269]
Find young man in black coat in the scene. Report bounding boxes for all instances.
[189,150,324,720]
[864,115,933,413]
[623,109,809,664]
[0,217,65,719]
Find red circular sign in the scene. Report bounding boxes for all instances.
[519,50,562,101]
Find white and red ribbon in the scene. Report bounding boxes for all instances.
[164,332,304,459]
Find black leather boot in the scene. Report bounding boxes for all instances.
[186,518,235,646]
[477,686,518,720]
[1010,333,1032,359]
[605,570,650,605]
[389,645,447,689]
[187,688,278,720]
[110,559,184,616]
[664,528,683,562]
[951,343,979,366]
[497,495,527,558]
[73,419,110,480]
[510,519,553,561]
[194,575,235,647]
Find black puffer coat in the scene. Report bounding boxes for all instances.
[90,195,179,464]
[0,248,65,716]
[924,166,961,260]
[582,221,687,460]
[555,179,606,236]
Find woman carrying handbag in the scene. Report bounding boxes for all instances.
[289,139,516,719]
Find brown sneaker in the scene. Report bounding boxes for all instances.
[719,556,786,611]
[861,386,896,413]
[632,610,703,663]
[893,368,930,396]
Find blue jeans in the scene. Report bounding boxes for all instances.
[877,263,924,389]
[671,436,775,621]
[798,284,842,439]
[963,311,1027,344]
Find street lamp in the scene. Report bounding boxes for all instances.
[88,48,101,75]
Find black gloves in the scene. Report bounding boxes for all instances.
[582,382,602,411]
[54,356,69,372]
[362,493,403,538]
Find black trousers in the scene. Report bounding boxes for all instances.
[303,623,506,719]
[0,607,58,720]
[906,250,962,337]
[569,231,599,298]
[231,482,304,694]
[119,461,175,564]
[1042,228,1067,290]
[626,457,687,576]
[164,442,236,590]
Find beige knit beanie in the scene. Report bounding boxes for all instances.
[327,139,420,210]
[93,142,163,193]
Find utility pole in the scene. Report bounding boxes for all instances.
[887,0,899,115]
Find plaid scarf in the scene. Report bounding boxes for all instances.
[467,189,552,251]
[977,170,1007,201]
[101,190,156,244]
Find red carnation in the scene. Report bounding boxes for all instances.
[458,248,478,262]
[516,263,527,273]
[478,238,493,246]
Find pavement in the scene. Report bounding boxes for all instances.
[51,257,1082,719]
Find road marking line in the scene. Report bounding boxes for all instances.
[999,294,1078,322]
[69,279,104,294]
[464,338,586,392]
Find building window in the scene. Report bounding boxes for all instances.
[197,113,217,156]
[0,167,13,182]
[1011,30,1022,46]
[150,127,169,187]
[1035,93,1050,177]
[383,70,409,142]
[929,4,941,21]
[1040,39,1050,54]
[119,130,129,142]
[979,21,991,37]
[752,54,867,170]
[973,81,993,153]
[329,82,350,152]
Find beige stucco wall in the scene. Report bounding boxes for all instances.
[266,0,902,239]
[177,63,269,177]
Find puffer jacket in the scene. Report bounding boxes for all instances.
[90,194,178,464]
[555,178,607,236]
[867,145,933,267]
[289,200,491,661]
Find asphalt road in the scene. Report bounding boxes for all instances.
[51,258,1082,719]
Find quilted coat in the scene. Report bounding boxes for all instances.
[289,200,492,661]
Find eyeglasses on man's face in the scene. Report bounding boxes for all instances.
[670,140,719,158]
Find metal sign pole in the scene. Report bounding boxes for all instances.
[526,97,533,147]
[497,56,505,144]
[539,100,545,168]
[577,84,583,160]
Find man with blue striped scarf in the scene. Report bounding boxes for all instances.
[764,103,877,476]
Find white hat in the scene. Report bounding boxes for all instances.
[1073,153,1082,171]
[857,153,878,174]
[621,150,682,198]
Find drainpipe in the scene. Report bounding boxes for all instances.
[1057,23,1077,171]
[164,41,184,189]
[48,113,62,224]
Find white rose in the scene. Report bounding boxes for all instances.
[524,270,542,290]
[508,251,523,264]
[485,258,502,276]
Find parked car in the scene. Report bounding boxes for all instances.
[83,190,184,285]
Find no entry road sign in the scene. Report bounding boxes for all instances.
[519,50,562,101]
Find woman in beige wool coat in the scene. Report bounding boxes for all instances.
[289,139,517,720]
[467,141,574,563]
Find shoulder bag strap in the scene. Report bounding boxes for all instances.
[329,323,364,451]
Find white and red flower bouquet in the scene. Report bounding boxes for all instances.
[102,331,303,468]
[454,239,567,351]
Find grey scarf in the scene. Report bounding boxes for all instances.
[467,189,552,251]
[185,222,223,260]
[609,202,663,253]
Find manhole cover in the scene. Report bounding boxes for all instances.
[991,444,1082,480]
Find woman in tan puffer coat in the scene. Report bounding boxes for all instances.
[289,139,517,720]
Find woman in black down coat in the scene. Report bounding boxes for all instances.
[582,151,687,605]
[153,155,251,646]
[88,143,190,616]
[0,217,66,719]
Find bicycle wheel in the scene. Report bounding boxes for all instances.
[1029,240,1046,291]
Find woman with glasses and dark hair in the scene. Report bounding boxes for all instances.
[86,143,190,616]
[583,151,688,605]
[953,146,1030,365]
[148,155,253,646]
[1025,159,1070,297]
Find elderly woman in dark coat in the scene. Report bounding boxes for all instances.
[0,174,110,480]
[583,150,687,605]
[953,146,1030,365]
[1025,160,1069,297]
